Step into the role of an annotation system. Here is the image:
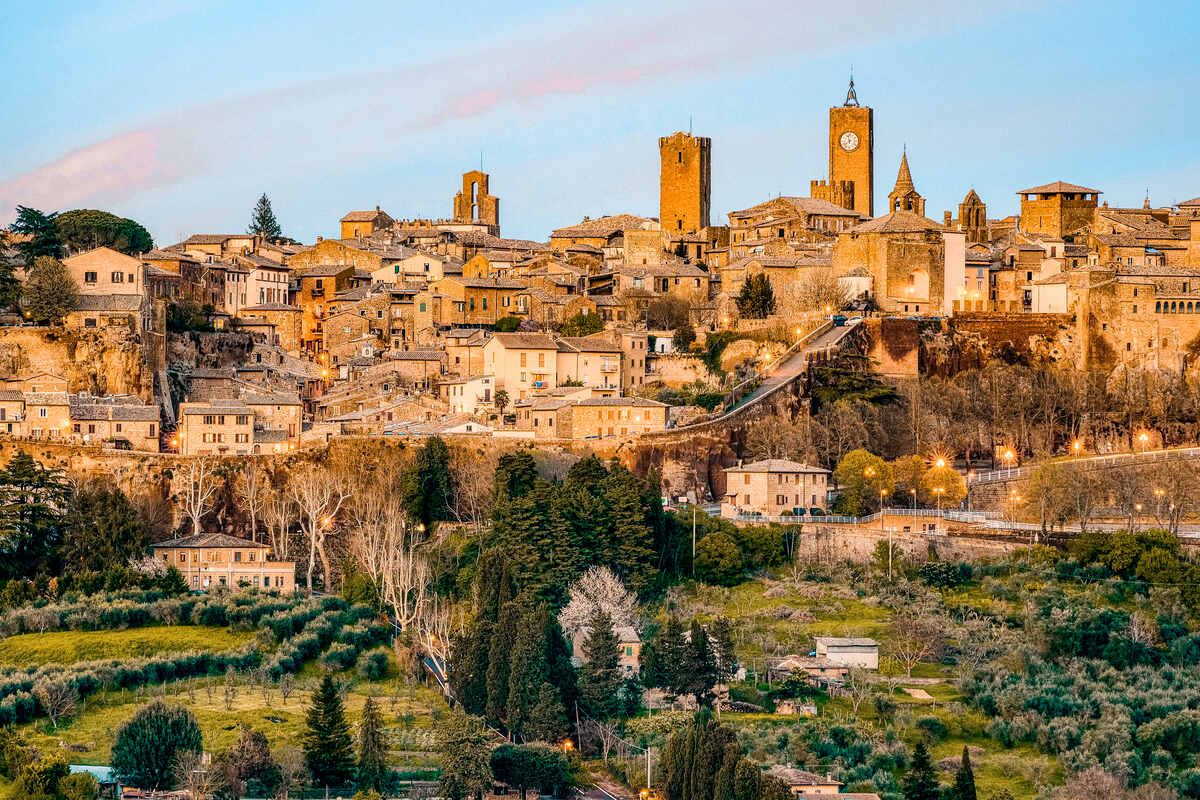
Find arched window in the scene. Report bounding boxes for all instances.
[1156,301,1162,313]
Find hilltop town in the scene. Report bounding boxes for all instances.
[2,80,1196,466]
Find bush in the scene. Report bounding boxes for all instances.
[694,533,744,586]
[320,642,358,672]
[357,648,391,681]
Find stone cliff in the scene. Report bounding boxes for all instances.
[0,327,154,401]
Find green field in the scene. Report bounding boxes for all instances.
[0,626,255,667]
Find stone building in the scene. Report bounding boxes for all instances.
[175,400,255,455]
[886,153,925,216]
[833,211,951,315]
[720,459,831,518]
[1018,181,1101,238]
[811,79,874,217]
[951,189,988,244]
[152,533,295,592]
[659,131,711,235]
[452,170,500,234]
[339,207,395,239]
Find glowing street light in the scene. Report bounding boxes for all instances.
[1072,439,1082,454]
[934,457,946,469]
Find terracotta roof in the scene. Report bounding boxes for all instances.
[1018,181,1101,195]
[574,397,666,408]
[300,264,354,278]
[849,211,945,234]
[1177,196,1200,208]
[727,459,829,474]
[556,337,622,353]
[180,234,246,245]
[490,332,558,349]
[552,214,657,238]
[0,390,23,402]
[765,766,841,787]
[143,247,198,263]
[386,350,445,361]
[154,533,265,549]
[241,303,299,311]
[340,209,390,222]
[75,294,143,312]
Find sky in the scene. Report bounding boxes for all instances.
[2,0,1199,245]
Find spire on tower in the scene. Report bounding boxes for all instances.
[844,74,859,107]
[893,151,914,194]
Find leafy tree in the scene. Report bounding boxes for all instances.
[833,449,893,514]
[891,454,927,502]
[435,709,493,800]
[0,452,72,578]
[491,744,571,799]
[302,675,354,787]
[921,464,967,509]
[215,725,280,799]
[560,311,604,337]
[578,610,624,720]
[672,323,696,351]
[735,273,776,319]
[356,696,388,792]
[402,436,452,528]
[55,209,153,255]
[645,295,690,330]
[694,532,743,586]
[58,771,98,800]
[902,741,940,800]
[525,682,568,743]
[12,753,70,800]
[494,389,510,416]
[20,256,80,325]
[954,745,976,800]
[111,701,202,790]
[494,316,521,332]
[248,194,283,241]
[61,482,148,574]
[10,206,63,262]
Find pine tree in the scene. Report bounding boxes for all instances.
[649,618,687,693]
[735,273,776,319]
[401,436,452,528]
[248,194,283,241]
[19,256,79,325]
[485,599,522,725]
[302,675,354,787]
[524,683,568,743]
[0,451,72,578]
[578,610,623,720]
[902,741,940,800]
[954,745,977,800]
[604,464,658,593]
[10,206,63,262]
[356,696,388,792]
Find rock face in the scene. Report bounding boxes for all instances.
[0,327,154,401]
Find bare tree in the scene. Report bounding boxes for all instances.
[275,746,308,800]
[345,483,429,630]
[449,446,498,534]
[180,457,221,538]
[289,461,349,592]
[583,717,622,762]
[33,679,77,729]
[416,593,453,667]
[263,483,296,561]
[279,673,296,704]
[173,749,225,800]
[843,668,874,718]
[889,607,948,678]
[236,457,269,542]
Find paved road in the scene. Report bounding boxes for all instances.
[722,321,859,416]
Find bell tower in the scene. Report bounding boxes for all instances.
[827,78,874,217]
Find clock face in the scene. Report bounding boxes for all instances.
[839,131,860,152]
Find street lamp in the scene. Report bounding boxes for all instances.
[934,457,946,469]
[933,486,945,513]
[1072,439,1082,455]
[1138,431,1149,453]
[880,488,890,580]
[1002,449,1015,478]
[966,471,975,512]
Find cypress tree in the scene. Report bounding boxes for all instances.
[954,745,977,800]
[486,599,523,725]
[578,610,623,720]
[248,194,283,241]
[676,621,718,707]
[604,463,657,593]
[302,675,354,787]
[356,696,388,792]
[902,741,940,800]
[731,758,760,800]
[524,683,568,743]
[506,604,550,737]
[708,617,737,681]
[689,721,735,800]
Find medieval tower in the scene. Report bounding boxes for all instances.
[659,132,711,234]
[813,79,874,217]
[453,170,500,232]
[887,152,925,216]
[958,189,988,243]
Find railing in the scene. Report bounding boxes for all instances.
[968,445,1200,484]
[724,508,998,526]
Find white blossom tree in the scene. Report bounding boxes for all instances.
[559,566,638,639]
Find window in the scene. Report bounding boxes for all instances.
[234,551,242,562]
[84,271,97,283]
[38,408,47,418]
[236,415,249,425]
[111,271,124,283]
[419,302,426,312]
[179,553,186,563]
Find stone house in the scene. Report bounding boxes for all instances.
[720,459,831,518]
[554,397,668,439]
[152,533,294,592]
[814,636,880,670]
[483,333,559,399]
[175,400,255,456]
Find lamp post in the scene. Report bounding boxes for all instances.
[880,488,891,580]
[1072,439,1082,456]
[966,471,975,512]
[1139,431,1149,454]
[910,487,917,532]
[1002,448,1015,477]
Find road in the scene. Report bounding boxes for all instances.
[720,321,858,415]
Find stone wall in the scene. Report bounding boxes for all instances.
[795,525,1023,564]
[922,313,1077,375]
[0,326,154,401]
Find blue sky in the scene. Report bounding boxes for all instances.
[2,0,1198,244]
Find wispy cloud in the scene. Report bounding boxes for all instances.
[0,0,1012,220]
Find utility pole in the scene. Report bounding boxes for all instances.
[647,746,652,790]
[691,503,697,576]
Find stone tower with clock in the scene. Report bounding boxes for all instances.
[812,78,874,218]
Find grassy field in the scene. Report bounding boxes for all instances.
[19,657,449,769]
[0,626,256,667]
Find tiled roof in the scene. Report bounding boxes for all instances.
[557,337,622,353]
[340,210,390,222]
[241,303,299,311]
[154,533,264,549]
[491,333,558,349]
[849,211,945,234]
[574,397,666,408]
[552,214,657,238]
[0,390,23,402]
[1178,196,1200,208]
[386,350,444,361]
[75,294,143,312]
[726,459,829,474]
[143,247,198,263]
[300,264,354,277]
[180,234,244,245]
[1017,181,1101,195]
[814,636,879,647]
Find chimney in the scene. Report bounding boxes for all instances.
[376,205,380,212]
[943,211,952,227]
[317,236,323,242]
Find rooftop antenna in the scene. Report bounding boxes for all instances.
[689,114,693,135]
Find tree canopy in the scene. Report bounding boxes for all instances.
[20,256,79,325]
[248,194,283,241]
[111,701,202,789]
[735,273,776,319]
[55,209,153,255]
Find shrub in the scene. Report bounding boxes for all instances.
[320,643,358,672]
[357,648,391,681]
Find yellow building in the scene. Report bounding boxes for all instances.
[720,459,831,518]
[176,401,255,456]
[152,533,295,592]
[430,276,523,327]
[660,131,711,235]
[1018,181,1101,238]
[483,333,558,398]
[811,79,874,217]
[63,247,145,297]
[339,207,395,239]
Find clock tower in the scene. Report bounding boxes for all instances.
[827,78,874,218]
